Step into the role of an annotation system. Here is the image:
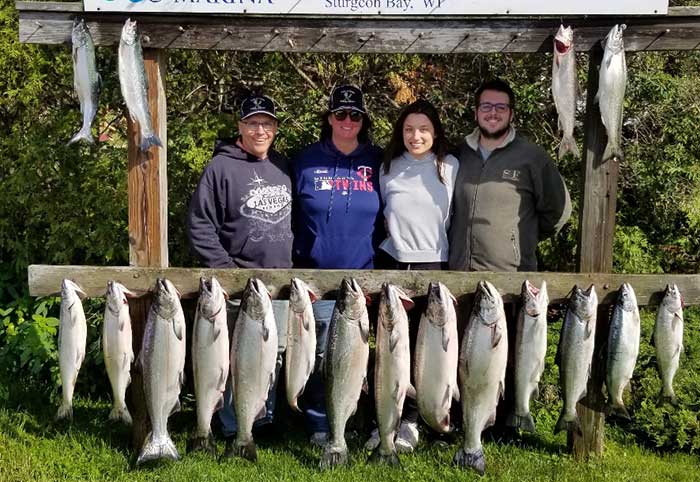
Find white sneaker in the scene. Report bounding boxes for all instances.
[364,428,380,451]
[310,431,329,447]
[395,421,419,453]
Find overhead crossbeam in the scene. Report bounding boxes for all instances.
[16,3,700,53]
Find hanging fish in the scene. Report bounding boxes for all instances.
[596,24,627,161]
[552,25,580,159]
[118,18,162,151]
[68,18,100,145]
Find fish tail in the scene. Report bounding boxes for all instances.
[554,410,581,435]
[657,387,678,407]
[55,401,73,422]
[558,134,580,159]
[140,133,162,152]
[136,432,179,465]
[606,401,631,420]
[187,432,217,456]
[68,127,95,146]
[108,404,133,425]
[453,447,485,476]
[369,448,401,467]
[602,140,623,161]
[505,411,536,433]
[319,445,349,470]
[227,439,257,462]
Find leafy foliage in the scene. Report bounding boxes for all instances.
[1,0,700,453]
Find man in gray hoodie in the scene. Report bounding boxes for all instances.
[448,79,571,272]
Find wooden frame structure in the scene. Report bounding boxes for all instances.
[18,1,700,460]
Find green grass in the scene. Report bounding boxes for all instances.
[1,395,699,482]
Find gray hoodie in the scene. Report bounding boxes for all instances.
[448,127,571,272]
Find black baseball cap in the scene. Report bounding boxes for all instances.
[240,95,277,120]
[329,85,366,114]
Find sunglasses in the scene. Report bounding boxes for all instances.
[333,110,363,122]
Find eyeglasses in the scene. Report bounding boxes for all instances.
[242,120,276,132]
[478,102,511,113]
[333,110,363,122]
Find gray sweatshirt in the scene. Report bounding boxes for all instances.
[448,127,572,272]
[379,152,459,263]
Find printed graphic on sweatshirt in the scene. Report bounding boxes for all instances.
[313,165,375,195]
[502,169,521,182]
[239,172,292,242]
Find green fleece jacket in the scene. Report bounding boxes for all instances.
[448,127,572,272]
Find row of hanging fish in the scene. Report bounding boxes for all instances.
[56,277,684,474]
[69,18,161,151]
[552,24,627,161]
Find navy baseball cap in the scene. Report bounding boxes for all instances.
[329,85,366,114]
[240,95,277,120]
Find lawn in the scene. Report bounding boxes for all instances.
[1,394,698,482]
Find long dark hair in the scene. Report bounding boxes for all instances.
[383,99,451,184]
[320,111,373,145]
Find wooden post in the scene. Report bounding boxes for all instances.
[126,48,168,452]
[573,46,619,459]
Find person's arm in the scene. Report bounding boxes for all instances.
[187,170,237,268]
[535,156,572,239]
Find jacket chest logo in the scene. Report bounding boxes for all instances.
[502,169,521,182]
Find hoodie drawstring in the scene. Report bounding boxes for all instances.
[326,155,341,222]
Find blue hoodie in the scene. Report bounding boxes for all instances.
[292,138,383,269]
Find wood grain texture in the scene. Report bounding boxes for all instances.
[16,4,700,53]
[27,264,700,305]
[572,48,615,460]
[127,49,168,268]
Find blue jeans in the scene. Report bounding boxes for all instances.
[218,299,288,437]
[300,300,334,434]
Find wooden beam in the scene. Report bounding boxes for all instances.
[27,265,700,305]
[572,47,615,460]
[127,49,168,268]
[125,48,168,452]
[16,3,700,53]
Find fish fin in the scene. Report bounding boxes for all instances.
[139,134,162,152]
[119,319,125,332]
[602,141,623,162]
[369,448,401,467]
[498,380,505,401]
[170,398,181,416]
[302,312,310,331]
[262,321,270,342]
[452,385,461,402]
[121,352,131,372]
[657,389,679,407]
[172,318,183,341]
[215,394,224,412]
[406,384,416,399]
[559,134,580,159]
[228,440,257,462]
[136,431,179,465]
[672,313,682,331]
[213,326,221,342]
[505,412,536,433]
[393,381,401,400]
[68,128,94,145]
[217,367,227,393]
[531,384,540,402]
[55,402,73,422]
[362,377,369,394]
[389,329,400,353]
[319,446,349,470]
[255,405,267,421]
[491,325,502,349]
[453,447,485,476]
[584,318,593,340]
[607,402,631,420]
[108,405,133,425]
[360,321,370,344]
[442,384,451,407]
[554,412,582,435]
[441,327,450,352]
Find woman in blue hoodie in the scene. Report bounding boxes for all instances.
[292,84,383,445]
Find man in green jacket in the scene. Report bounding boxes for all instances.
[448,79,572,272]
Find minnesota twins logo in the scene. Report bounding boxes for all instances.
[357,166,372,182]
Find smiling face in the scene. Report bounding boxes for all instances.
[402,113,435,160]
[329,110,363,145]
[238,113,277,159]
[475,89,513,140]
